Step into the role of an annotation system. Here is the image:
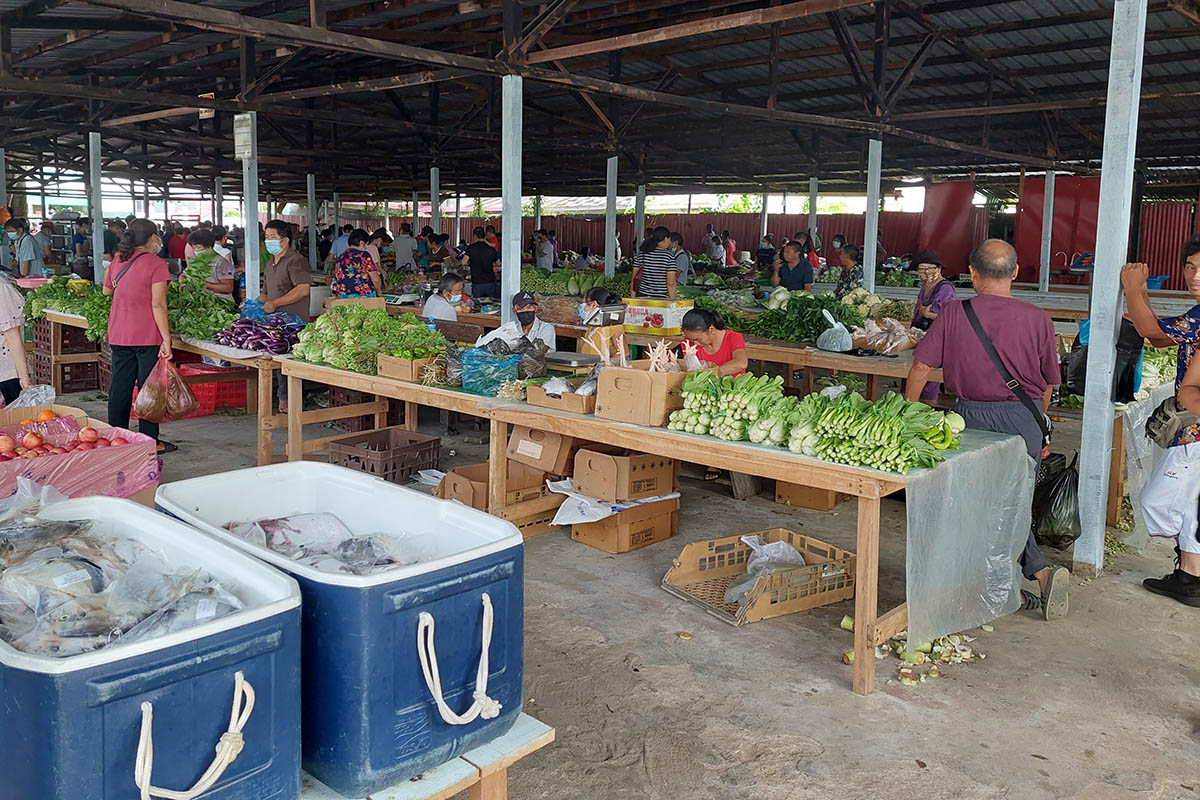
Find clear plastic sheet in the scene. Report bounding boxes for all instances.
[0,478,244,657]
[904,430,1033,645]
[1117,383,1175,551]
[1,384,56,409]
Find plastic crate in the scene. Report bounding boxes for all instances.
[330,387,404,432]
[179,363,248,410]
[155,462,525,797]
[32,317,98,356]
[1147,275,1169,290]
[32,352,100,392]
[662,528,856,626]
[328,425,441,484]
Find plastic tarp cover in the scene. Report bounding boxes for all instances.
[1118,383,1175,551]
[904,429,1033,645]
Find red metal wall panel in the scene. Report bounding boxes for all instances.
[918,181,976,275]
[1014,176,1102,282]
[1138,202,1196,289]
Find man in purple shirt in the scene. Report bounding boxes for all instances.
[906,239,1070,621]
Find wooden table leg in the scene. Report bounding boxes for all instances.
[469,771,507,800]
[256,367,273,466]
[405,400,419,431]
[865,374,879,401]
[245,371,259,416]
[853,492,881,695]
[375,396,389,431]
[802,367,814,395]
[49,319,63,395]
[1106,414,1125,528]
[488,418,508,514]
[286,373,303,462]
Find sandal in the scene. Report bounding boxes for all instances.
[704,468,721,482]
[156,441,178,455]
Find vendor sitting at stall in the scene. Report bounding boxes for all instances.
[681,308,748,377]
[422,272,466,322]
[579,287,621,325]
[771,240,814,292]
[476,291,557,352]
[908,250,957,404]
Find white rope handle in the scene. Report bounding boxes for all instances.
[416,592,502,726]
[134,670,256,800]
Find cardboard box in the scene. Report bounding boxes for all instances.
[376,353,435,382]
[594,360,686,428]
[436,460,546,511]
[571,497,679,554]
[573,447,679,502]
[526,378,597,415]
[128,482,160,508]
[775,482,849,511]
[506,426,578,475]
[622,298,694,336]
[324,296,387,311]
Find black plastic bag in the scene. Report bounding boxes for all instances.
[482,336,548,379]
[1063,319,1144,402]
[1032,453,1081,549]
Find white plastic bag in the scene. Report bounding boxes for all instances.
[741,534,806,572]
[2,384,56,410]
[0,476,69,523]
[816,309,853,352]
[681,340,705,372]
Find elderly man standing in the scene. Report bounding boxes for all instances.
[905,239,1070,621]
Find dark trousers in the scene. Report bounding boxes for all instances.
[0,378,21,405]
[955,398,1051,580]
[472,281,499,301]
[108,344,160,441]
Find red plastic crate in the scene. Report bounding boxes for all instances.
[32,353,100,393]
[131,364,247,420]
[33,317,98,356]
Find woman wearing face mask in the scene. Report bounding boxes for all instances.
[475,291,557,351]
[330,229,383,297]
[5,218,45,278]
[103,218,174,453]
[578,287,620,325]
[422,272,466,322]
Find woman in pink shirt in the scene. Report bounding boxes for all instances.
[103,218,173,449]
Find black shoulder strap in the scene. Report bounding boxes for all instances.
[111,251,147,290]
[962,299,1050,442]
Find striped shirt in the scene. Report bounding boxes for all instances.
[634,248,679,298]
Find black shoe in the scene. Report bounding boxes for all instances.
[1143,568,1200,607]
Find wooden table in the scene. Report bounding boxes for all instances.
[277,358,911,695]
[302,713,554,800]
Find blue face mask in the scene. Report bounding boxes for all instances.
[5,232,16,241]
[264,239,282,255]
[449,293,463,304]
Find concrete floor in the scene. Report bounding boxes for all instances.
[68,391,1200,800]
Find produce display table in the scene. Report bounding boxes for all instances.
[301,713,554,800]
[852,284,1199,322]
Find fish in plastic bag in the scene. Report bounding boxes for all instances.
[0,550,109,616]
[121,584,244,645]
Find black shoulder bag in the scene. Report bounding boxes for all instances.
[912,279,951,331]
[962,299,1051,449]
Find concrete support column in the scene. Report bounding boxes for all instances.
[533,194,542,229]
[759,191,769,238]
[1077,0,1149,576]
[306,173,318,270]
[862,139,882,293]
[430,166,440,232]
[808,176,819,242]
[0,148,8,270]
[238,112,261,299]
[88,133,103,283]
[500,75,523,324]
[604,156,618,278]
[634,184,646,246]
[1039,170,1056,293]
[215,177,224,225]
[411,189,419,233]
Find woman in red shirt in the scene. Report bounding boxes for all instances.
[681,309,748,376]
[103,218,173,450]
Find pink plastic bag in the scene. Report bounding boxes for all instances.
[132,358,200,423]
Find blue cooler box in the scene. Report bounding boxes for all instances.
[0,496,302,800]
[156,463,525,798]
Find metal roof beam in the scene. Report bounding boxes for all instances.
[526,0,876,63]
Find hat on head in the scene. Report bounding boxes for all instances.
[511,291,537,308]
[913,250,943,267]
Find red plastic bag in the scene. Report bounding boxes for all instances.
[132,358,200,422]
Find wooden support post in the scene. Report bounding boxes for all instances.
[405,400,419,432]
[469,771,507,800]
[1106,414,1126,528]
[488,418,508,514]
[286,373,303,462]
[256,366,273,465]
[853,493,881,695]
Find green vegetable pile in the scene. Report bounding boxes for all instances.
[882,270,917,288]
[24,276,112,341]
[169,249,238,339]
[749,291,864,343]
[794,391,962,472]
[519,267,631,298]
[1141,346,1178,390]
[291,304,446,374]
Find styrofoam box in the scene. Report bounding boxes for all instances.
[0,496,303,800]
[156,462,526,798]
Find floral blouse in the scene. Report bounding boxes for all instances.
[1158,307,1200,446]
[835,262,864,299]
[331,249,379,297]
